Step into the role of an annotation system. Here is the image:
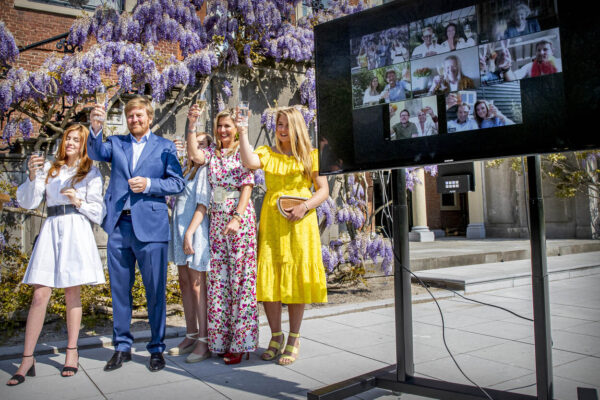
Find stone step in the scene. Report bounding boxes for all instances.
[413,251,600,293]
[409,240,600,271]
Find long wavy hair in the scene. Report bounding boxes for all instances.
[473,99,489,127]
[213,109,240,158]
[276,107,313,179]
[46,124,92,186]
[183,131,213,180]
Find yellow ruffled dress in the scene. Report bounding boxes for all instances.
[255,146,328,304]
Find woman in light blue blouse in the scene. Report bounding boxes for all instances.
[474,100,515,129]
[167,132,212,363]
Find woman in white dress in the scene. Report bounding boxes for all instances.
[7,124,105,386]
[167,132,212,363]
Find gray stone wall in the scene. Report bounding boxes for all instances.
[483,158,594,239]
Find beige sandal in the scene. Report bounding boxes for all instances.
[168,332,198,356]
[261,331,285,361]
[278,332,300,366]
[185,337,211,363]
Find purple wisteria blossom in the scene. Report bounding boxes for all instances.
[0,21,19,64]
[299,67,316,111]
[424,165,438,176]
[222,80,232,98]
[254,169,265,185]
[0,81,12,114]
[381,240,393,275]
[316,196,336,227]
[2,119,17,140]
[19,118,33,138]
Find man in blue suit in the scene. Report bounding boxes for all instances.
[89,97,184,372]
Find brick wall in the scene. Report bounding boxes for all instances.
[1,0,78,71]
[425,173,441,229]
[1,0,202,73]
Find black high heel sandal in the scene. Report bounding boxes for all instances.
[61,347,79,377]
[6,354,35,386]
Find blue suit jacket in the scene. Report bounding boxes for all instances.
[87,130,184,242]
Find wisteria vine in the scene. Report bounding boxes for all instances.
[1,0,367,140]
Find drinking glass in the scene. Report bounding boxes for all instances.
[174,136,186,158]
[95,86,106,123]
[195,96,207,132]
[31,150,45,177]
[238,101,249,127]
[464,25,472,39]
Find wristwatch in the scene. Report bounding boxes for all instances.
[232,211,243,221]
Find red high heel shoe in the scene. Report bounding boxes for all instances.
[223,352,249,365]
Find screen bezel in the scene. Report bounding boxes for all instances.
[314,0,598,175]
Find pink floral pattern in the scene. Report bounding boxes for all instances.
[206,146,258,353]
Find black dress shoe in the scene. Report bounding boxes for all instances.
[148,352,165,372]
[104,351,131,371]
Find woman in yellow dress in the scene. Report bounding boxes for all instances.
[239,107,329,365]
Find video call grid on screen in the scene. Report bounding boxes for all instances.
[348,0,561,141]
[312,0,600,175]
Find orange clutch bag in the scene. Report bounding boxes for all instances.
[277,195,309,218]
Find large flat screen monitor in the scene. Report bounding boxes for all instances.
[314,0,599,175]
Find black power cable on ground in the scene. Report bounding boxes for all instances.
[439,287,534,322]
[393,249,495,400]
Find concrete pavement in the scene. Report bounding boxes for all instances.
[1,242,599,399]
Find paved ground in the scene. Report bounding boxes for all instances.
[1,249,598,400]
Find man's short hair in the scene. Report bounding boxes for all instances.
[124,96,154,120]
[400,109,410,116]
[458,103,470,111]
[422,27,434,37]
[535,40,553,50]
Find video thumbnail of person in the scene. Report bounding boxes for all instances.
[388,95,439,140]
[351,62,411,109]
[409,5,477,60]
[410,46,480,98]
[350,25,410,72]
[445,81,523,133]
[480,28,562,86]
[477,0,558,44]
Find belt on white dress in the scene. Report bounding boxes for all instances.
[47,204,79,217]
[212,186,240,203]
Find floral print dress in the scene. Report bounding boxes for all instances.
[205,145,258,353]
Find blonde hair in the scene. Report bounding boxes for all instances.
[276,107,313,179]
[46,124,92,186]
[124,96,154,121]
[182,132,213,180]
[213,109,240,158]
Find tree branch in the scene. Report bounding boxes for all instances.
[253,69,273,109]
[151,84,188,132]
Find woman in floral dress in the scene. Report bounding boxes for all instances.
[186,106,258,365]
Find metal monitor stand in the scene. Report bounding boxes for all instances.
[308,158,597,400]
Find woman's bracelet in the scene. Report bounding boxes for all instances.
[303,202,310,212]
[232,211,243,221]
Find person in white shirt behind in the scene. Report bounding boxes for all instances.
[362,76,381,106]
[447,103,479,132]
[439,22,469,53]
[415,106,439,137]
[411,27,441,59]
